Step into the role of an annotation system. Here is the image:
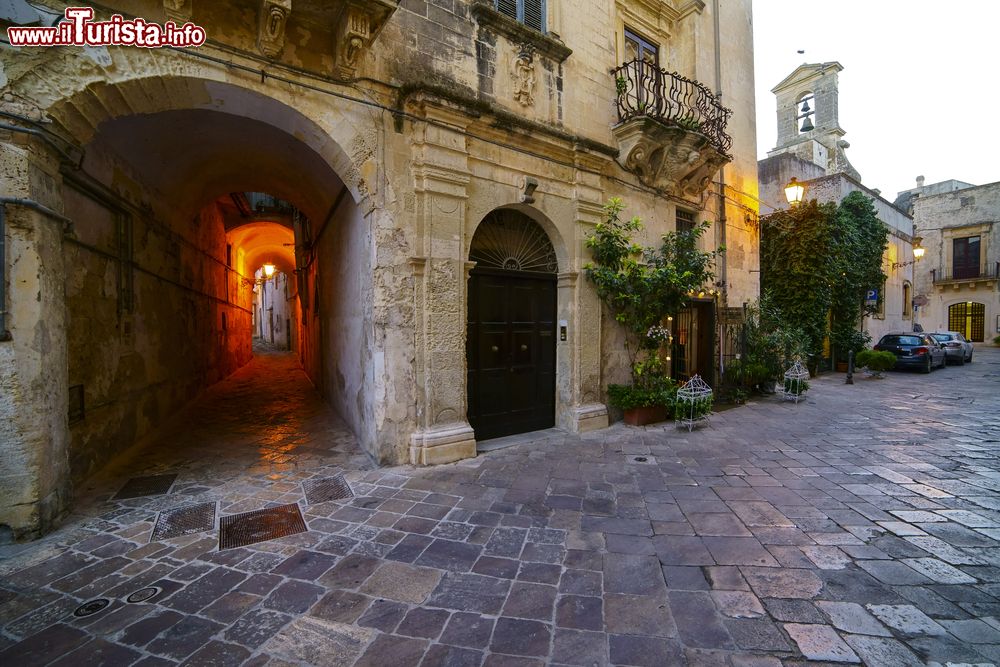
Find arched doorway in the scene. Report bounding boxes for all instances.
[949,301,985,342]
[467,210,558,440]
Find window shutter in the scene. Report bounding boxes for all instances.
[496,0,517,20]
[523,0,544,32]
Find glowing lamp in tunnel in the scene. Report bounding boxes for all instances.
[263,263,276,278]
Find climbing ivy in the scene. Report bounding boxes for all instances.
[829,192,889,356]
[760,200,836,364]
[760,192,888,369]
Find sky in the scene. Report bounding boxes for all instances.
[752,0,1000,202]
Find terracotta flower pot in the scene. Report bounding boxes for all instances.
[623,405,668,426]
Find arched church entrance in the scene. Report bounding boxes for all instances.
[466,210,558,440]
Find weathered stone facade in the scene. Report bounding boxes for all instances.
[905,180,1000,340]
[0,0,758,538]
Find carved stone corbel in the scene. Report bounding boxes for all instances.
[333,0,398,79]
[163,0,192,23]
[257,0,291,59]
[612,117,731,197]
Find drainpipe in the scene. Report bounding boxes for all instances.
[713,0,727,385]
[0,205,8,341]
[0,198,74,342]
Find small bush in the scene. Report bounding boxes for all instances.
[994,334,1000,345]
[856,349,896,374]
[674,395,713,421]
[608,382,676,411]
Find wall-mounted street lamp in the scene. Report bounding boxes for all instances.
[262,263,276,278]
[892,236,925,270]
[784,177,805,207]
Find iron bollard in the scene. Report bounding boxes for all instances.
[846,350,854,385]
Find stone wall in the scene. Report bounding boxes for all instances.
[0,0,759,537]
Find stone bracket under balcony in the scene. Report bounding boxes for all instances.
[613,116,731,196]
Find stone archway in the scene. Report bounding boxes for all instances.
[0,59,393,538]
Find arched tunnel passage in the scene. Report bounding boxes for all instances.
[61,102,374,488]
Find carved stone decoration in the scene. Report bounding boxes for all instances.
[612,117,732,197]
[257,0,291,59]
[511,46,536,107]
[163,0,192,23]
[333,0,398,79]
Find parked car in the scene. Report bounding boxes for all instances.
[873,332,947,373]
[930,331,974,365]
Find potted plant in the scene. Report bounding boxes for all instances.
[584,199,722,426]
[608,371,677,425]
[830,327,871,372]
[855,349,896,378]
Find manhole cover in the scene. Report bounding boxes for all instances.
[113,474,178,500]
[151,502,216,541]
[219,503,307,550]
[302,474,353,504]
[73,598,110,618]
[126,586,162,604]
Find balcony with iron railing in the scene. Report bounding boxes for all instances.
[932,262,1000,286]
[611,59,733,196]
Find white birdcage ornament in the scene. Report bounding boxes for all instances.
[781,360,810,403]
[675,374,713,432]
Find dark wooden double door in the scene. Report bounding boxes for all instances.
[467,269,556,441]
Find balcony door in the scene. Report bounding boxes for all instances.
[624,28,658,65]
[953,236,981,279]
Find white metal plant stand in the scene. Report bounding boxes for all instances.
[781,360,810,403]
[675,374,713,432]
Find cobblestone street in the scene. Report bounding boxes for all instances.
[3,349,1000,666]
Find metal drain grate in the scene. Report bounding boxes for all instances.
[73,598,110,618]
[151,502,217,541]
[302,474,354,504]
[219,503,307,550]
[113,474,178,500]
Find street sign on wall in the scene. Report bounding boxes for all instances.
[865,289,878,305]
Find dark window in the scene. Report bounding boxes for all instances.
[953,236,980,279]
[226,243,233,267]
[624,28,658,65]
[676,209,696,234]
[496,0,545,32]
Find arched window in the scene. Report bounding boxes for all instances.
[797,92,815,133]
[470,210,557,273]
[902,282,912,318]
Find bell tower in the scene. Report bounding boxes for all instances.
[768,61,861,181]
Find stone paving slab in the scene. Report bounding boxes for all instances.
[3,349,1000,665]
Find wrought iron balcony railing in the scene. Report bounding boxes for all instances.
[932,263,999,284]
[613,59,733,155]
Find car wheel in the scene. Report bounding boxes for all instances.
[957,353,965,365]
[967,352,973,363]
[922,356,932,373]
